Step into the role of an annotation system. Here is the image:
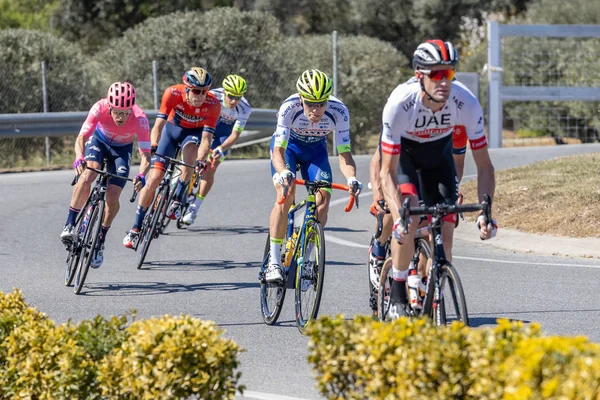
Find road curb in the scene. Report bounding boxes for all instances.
[454,221,600,259]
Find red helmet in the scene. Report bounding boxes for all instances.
[107,82,136,110]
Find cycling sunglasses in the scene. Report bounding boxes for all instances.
[190,88,209,95]
[226,93,243,100]
[421,69,455,81]
[110,107,132,117]
[302,99,328,108]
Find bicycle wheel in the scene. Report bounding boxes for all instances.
[377,257,394,321]
[414,237,434,317]
[260,234,286,325]
[137,186,169,269]
[74,201,104,294]
[64,201,89,286]
[295,220,325,333]
[158,183,177,234]
[435,263,469,326]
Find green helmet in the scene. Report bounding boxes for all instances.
[222,75,248,96]
[296,69,333,102]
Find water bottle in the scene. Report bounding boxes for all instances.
[284,228,299,267]
[407,269,423,310]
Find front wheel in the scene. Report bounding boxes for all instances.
[137,187,168,269]
[377,257,394,321]
[74,201,104,294]
[295,221,325,334]
[260,234,286,325]
[434,263,469,326]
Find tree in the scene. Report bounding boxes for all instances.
[54,0,251,52]
[0,0,59,31]
[95,9,284,109]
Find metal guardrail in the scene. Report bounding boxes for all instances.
[0,109,278,146]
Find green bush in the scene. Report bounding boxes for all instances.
[0,289,244,399]
[306,315,599,399]
[98,315,244,399]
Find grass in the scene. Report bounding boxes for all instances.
[460,153,600,238]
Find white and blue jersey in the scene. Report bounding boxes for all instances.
[210,88,252,140]
[272,94,351,154]
[270,94,351,185]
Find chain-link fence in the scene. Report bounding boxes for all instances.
[499,35,600,146]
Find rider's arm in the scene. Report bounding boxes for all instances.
[152,87,176,146]
[75,101,102,159]
[271,145,287,174]
[138,152,151,176]
[197,101,221,162]
[370,149,384,202]
[453,153,465,183]
[472,147,495,203]
[338,151,357,181]
[136,114,152,176]
[220,104,252,151]
[380,95,404,221]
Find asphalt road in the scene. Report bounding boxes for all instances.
[1,144,599,399]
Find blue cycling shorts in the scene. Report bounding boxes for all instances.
[269,137,332,186]
[83,133,133,189]
[152,120,203,169]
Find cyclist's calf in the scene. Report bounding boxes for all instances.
[315,190,331,227]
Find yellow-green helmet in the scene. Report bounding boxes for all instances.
[222,75,248,96]
[296,69,333,102]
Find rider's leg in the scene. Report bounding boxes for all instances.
[390,193,420,308]
[315,190,331,227]
[173,141,197,203]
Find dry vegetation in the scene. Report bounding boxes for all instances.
[460,153,600,238]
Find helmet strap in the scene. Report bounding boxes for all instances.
[419,77,445,104]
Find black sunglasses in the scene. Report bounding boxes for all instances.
[303,99,328,108]
[190,88,208,95]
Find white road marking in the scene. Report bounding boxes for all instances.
[240,390,311,400]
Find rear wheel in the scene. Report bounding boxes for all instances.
[137,186,168,269]
[435,263,469,326]
[377,257,394,321]
[260,234,286,325]
[295,221,325,334]
[74,201,104,294]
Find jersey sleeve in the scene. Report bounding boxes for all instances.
[461,96,487,150]
[380,97,404,155]
[452,125,468,155]
[273,102,295,149]
[333,106,351,153]
[78,101,102,140]
[202,102,221,136]
[233,103,252,133]
[157,87,178,120]
[136,114,151,154]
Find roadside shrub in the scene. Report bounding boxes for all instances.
[98,315,244,399]
[307,315,599,399]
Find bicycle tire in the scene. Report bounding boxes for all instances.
[137,185,169,269]
[64,198,90,286]
[295,220,325,334]
[74,201,104,294]
[434,263,469,326]
[414,237,434,317]
[377,257,394,321]
[260,233,286,325]
[159,176,179,234]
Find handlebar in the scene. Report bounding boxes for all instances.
[70,165,138,202]
[277,179,358,212]
[399,193,492,233]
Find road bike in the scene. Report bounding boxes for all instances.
[259,179,357,333]
[65,166,135,294]
[134,154,201,269]
[378,194,492,326]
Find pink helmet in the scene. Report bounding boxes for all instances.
[107,82,136,110]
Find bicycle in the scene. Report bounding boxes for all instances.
[64,166,136,294]
[377,194,492,326]
[259,179,357,334]
[134,153,201,269]
[175,154,214,230]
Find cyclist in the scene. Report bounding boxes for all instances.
[60,82,151,268]
[183,74,253,225]
[123,67,220,248]
[379,40,497,319]
[367,126,468,313]
[265,69,362,283]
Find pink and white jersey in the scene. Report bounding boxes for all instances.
[79,99,151,154]
[380,78,487,155]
